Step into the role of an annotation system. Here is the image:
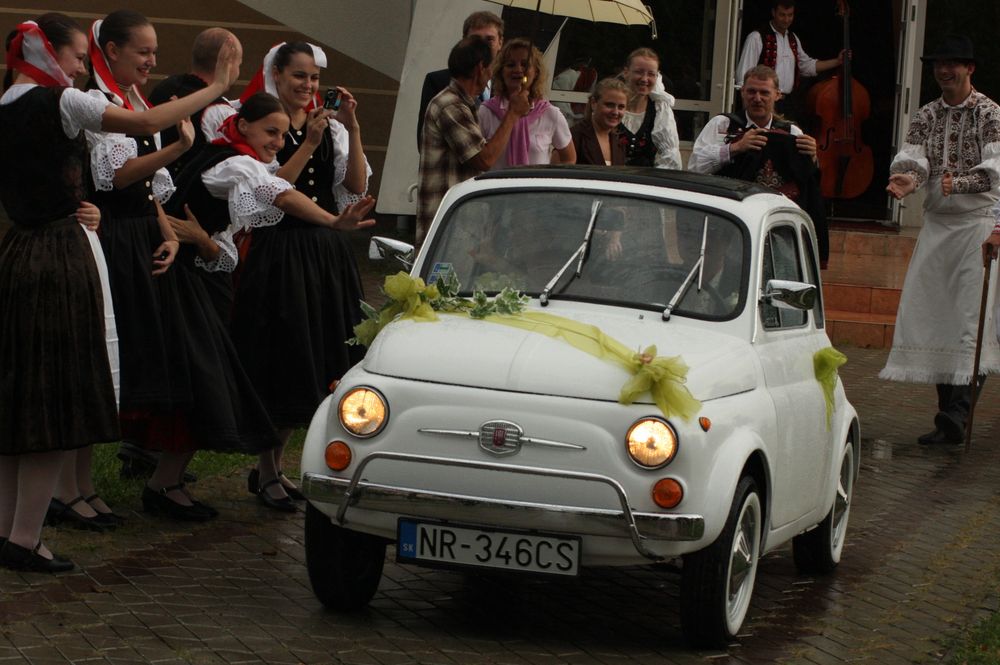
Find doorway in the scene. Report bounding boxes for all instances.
[737,1,898,223]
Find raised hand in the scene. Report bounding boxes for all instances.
[214,35,243,90]
[305,108,333,147]
[177,117,195,150]
[332,196,377,231]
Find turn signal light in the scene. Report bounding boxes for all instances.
[325,441,352,471]
[652,478,683,508]
[699,417,711,432]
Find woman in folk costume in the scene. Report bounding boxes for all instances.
[87,11,275,521]
[619,47,682,169]
[165,92,374,510]
[477,38,575,167]
[232,42,374,502]
[0,14,239,571]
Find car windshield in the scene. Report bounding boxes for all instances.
[421,190,747,319]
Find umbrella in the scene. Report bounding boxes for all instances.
[484,0,657,39]
[485,0,653,26]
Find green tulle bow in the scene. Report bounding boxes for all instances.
[351,273,702,422]
[814,347,848,429]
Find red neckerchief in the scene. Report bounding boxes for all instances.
[211,114,262,160]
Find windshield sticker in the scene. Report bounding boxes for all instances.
[428,262,455,284]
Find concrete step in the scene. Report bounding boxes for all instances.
[819,227,916,348]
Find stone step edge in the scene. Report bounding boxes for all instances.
[825,309,896,325]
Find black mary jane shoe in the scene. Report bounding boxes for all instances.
[46,496,114,532]
[141,485,215,522]
[277,471,306,501]
[257,478,298,513]
[0,541,74,573]
[84,494,126,527]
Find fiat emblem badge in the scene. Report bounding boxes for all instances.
[479,420,522,456]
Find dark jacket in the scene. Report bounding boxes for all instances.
[571,119,626,166]
[417,68,452,149]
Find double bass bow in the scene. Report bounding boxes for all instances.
[805,0,873,199]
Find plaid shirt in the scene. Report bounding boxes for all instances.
[418,80,485,239]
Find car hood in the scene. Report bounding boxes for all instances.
[362,306,758,403]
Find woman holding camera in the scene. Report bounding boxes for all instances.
[233,42,373,504]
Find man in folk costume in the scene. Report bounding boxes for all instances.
[882,35,1000,445]
[735,0,844,119]
[688,65,828,265]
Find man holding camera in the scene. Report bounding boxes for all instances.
[688,65,828,264]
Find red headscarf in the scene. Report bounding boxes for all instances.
[211,113,262,161]
[5,20,74,88]
[88,18,151,111]
[237,41,328,111]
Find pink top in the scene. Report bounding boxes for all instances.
[478,100,572,169]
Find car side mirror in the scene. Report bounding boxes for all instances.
[369,236,415,270]
[762,279,817,310]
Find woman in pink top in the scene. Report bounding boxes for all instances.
[478,38,575,168]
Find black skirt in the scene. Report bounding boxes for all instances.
[232,221,365,428]
[163,252,279,453]
[98,213,183,411]
[0,219,119,454]
[101,215,277,453]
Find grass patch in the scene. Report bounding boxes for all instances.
[91,430,306,507]
[947,604,1000,664]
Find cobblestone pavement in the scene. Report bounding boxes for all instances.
[2,243,1000,664]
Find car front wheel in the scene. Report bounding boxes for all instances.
[792,436,855,574]
[304,502,387,610]
[680,476,762,647]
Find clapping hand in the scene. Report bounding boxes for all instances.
[886,173,916,200]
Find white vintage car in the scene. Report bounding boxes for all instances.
[300,166,859,647]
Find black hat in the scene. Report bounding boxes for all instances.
[920,35,976,64]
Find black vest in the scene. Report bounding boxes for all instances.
[619,102,658,167]
[0,87,86,226]
[276,122,340,218]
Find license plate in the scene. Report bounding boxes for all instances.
[397,519,580,576]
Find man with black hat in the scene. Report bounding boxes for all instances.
[881,35,1000,445]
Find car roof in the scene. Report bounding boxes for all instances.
[475,165,773,202]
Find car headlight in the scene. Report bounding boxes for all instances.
[338,387,388,437]
[625,418,678,469]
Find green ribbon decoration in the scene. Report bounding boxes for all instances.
[814,347,848,429]
[352,273,702,422]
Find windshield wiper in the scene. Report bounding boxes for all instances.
[540,200,602,306]
[662,216,709,321]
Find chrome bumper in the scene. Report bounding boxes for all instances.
[302,452,705,561]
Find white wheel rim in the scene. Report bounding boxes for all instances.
[831,443,854,558]
[725,492,761,634]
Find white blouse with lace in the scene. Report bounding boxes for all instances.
[196,155,292,272]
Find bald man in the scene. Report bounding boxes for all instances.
[149,27,242,176]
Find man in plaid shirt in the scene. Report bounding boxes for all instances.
[417,36,529,243]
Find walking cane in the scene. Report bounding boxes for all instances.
[965,253,994,452]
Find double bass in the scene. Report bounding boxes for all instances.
[805,0,873,199]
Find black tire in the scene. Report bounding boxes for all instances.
[680,476,762,648]
[793,438,855,574]
[304,502,386,610]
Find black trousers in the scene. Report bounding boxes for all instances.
[936,378,986,425]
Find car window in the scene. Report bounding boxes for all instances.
[760,224,806,329]
[423,191,746,319]
[800,225,825,328]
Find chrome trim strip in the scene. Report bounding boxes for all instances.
[311,452,704,560]
[419,427,587,451]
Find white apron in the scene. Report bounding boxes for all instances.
[880,195,1000,384]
